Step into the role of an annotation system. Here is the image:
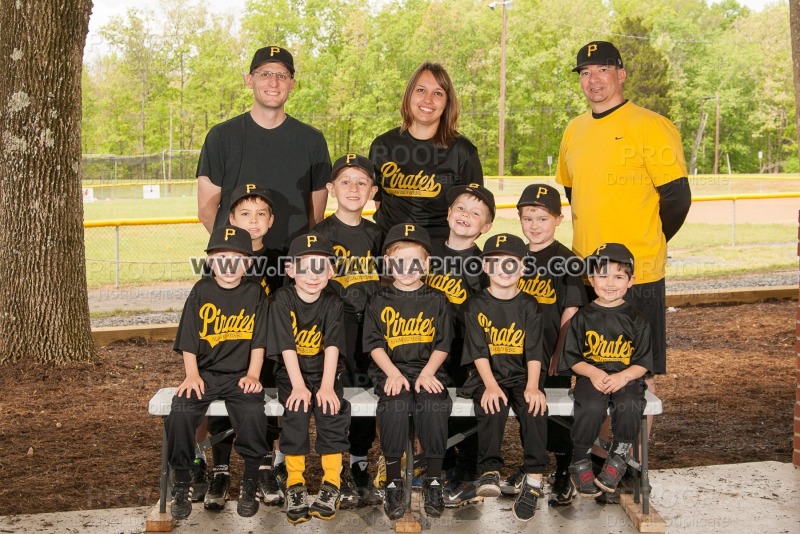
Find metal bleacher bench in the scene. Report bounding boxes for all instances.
[148,387,663,532]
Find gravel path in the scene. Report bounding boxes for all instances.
[89,271,797,329]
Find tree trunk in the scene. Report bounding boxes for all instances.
[0,0,95,363]
[791,0,800,168]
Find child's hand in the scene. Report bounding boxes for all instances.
[316,387,340,415]
[176,374,204,400]
[286,385,312,412]
[589,370,609,393]
[238,374,263,394]
[414,373,444,394]
[480,384,508,415]
[524,386,547,416]
[384,373,410,396]
[548,353,560,376]
[603,373,630,394]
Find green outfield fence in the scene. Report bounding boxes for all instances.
[82,187,800,288]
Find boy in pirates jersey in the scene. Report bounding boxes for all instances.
[424,183,494,506]
[312,154,383,508]
[267,233,351,523]
[363,224,453,520]
[559,243,653,497]
[461,233,548,522]
[167,225,269,521]
[203,184,283,511]
[507,184,587,506]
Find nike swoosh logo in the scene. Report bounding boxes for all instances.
[614,136,623,140]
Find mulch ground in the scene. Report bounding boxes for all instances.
[0,299,796,516]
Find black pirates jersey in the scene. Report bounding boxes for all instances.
[174,277,268,374]
[426,239,487,308]
[312,215,382,314]
[461,289,545,390]
[363,284,453,381]
[518,240,587,354]
[267,286,346,377]
[369,128,483,236]
[246,244,283,298]
[559,301,654,375]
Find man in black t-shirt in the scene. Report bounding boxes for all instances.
[267,233,350,524]
[166,226,269,521]
[197,46,331,253]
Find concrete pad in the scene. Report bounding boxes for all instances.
[1,462,797,533]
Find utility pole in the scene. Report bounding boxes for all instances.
[713,94,720,175]
[498,0,507,188]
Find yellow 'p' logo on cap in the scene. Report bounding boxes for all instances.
[404,225,415,236]
[587,44,598,57]
[495,235,507,247]
[270,47,281,57]
[596,243,607,252]
[225,228,236,241]
[306,235,318,248]
[536,187,548,198]
[468,183,480,189]
[346,154,357,164]
[246,184,256,193]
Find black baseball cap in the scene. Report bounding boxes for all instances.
[250,46,295,75]
[517,183,562,215]
[446,183,496,220]
[287,233,335,259]
[573,41,624,73]
[383,223,432,254]
[480,233,528,259]
[586,242,635,270]
[331,153,377,183]
[206,225,253,255]
[229,183,274,211]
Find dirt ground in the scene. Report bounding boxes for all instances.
[0,299,796,516]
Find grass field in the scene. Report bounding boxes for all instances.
[82,177,799,288]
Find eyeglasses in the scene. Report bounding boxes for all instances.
[251,70,291,82]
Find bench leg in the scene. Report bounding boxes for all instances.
[145,419,176,532]
[640,414,650,515]
[395,415,423,533]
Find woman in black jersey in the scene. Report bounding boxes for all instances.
[369,62,484,241]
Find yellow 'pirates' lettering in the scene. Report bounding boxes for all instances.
[381,306,435,350]
[198,303,255,348]
[582,331,633,365]
[291,311,323,356]
[332,246,379,288]
[587,44,598,57]
[425,273,467,304]
[517,274,556,305]
[380,162,441,198]
[477,313,524,355]
[224,228,236,240]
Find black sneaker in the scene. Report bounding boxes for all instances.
[237,478,259,517]
[170,481,192,519]
[339,465,359,509]
[500,465,525,496]
[444,480,483,508]
[476,471,501,498]
[568,459,601,497]
[273,462,288,496]
[595,488,620,504]
[595,454,627,493]
[257,468,283,506]
[204,468,231,510]
[309,481,341,520]
[351,460,382,506]
[383,479,406,520]
[512,478,542,522]
[285,483,310,524]
[189,458,208,502]
[423,477,444,518]
[548,470,576,506]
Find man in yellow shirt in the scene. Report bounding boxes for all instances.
[556,41,691,437]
